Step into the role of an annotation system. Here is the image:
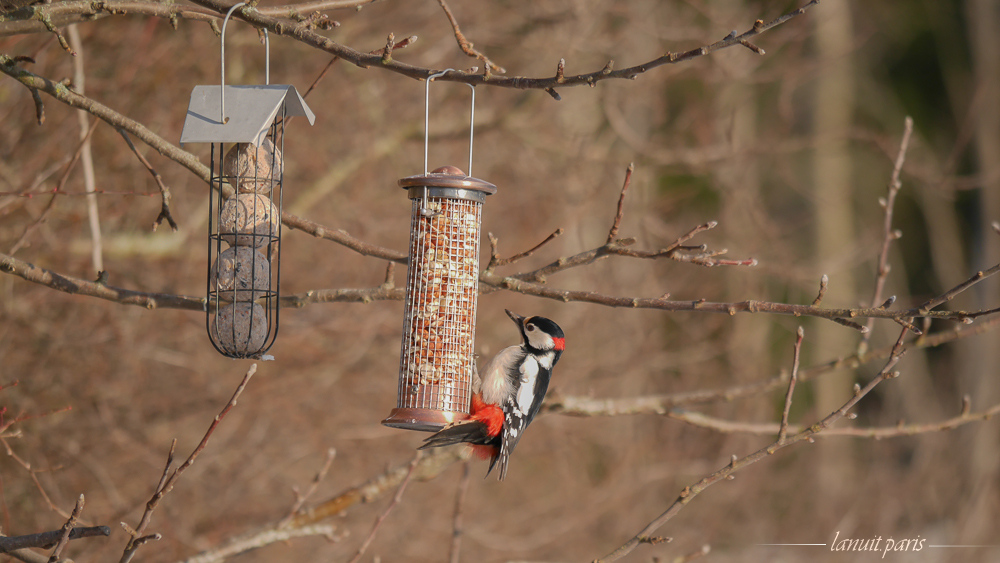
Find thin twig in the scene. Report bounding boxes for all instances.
[30,87,44,125]
[8,119,99,255]
[607,163,633,244]
[448,461,471,563]
[487,229,564,271]
[119,364,257,563]
[778,327,804,443]
[436,0,505,77]
[295,34,416,113]
[859,116,914,354]
[346,452,422,563]
[279,448,337,529]
[811,274,828,306]
[0,437,72,520]
[115,128,178,231]
[918,262,1000,315]
[47,494,84,562]
[382,262,396,289]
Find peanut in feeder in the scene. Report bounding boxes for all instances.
[383,72,497,431]
[179,2,316,359]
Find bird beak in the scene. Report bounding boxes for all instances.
[505,309,525,327]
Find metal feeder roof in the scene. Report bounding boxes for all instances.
[180,85,315,145]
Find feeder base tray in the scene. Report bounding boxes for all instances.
[381,407,469,432]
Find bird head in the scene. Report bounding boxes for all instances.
[506,309,565,353]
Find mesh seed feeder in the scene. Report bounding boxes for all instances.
[180,3,316,359]
[383,71,497,431]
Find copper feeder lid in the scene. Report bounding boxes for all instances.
[400,165,497,203]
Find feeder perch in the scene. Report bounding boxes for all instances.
[179,3,316,359]
[383,72,496,431]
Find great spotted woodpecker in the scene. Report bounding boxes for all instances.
[419,309,565,480]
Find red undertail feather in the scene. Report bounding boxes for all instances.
[418,393,503,451]
[470,401,504,438]
[471,444,499,461]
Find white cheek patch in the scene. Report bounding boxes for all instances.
[527,331,554,351]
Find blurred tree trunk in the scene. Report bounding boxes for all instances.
[957,0,1000,542]
[712,4,773,424]
[811,0,856,506]
[711,1,769,387]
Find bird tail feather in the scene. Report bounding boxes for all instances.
[418,421,491,450]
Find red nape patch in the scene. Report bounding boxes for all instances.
[552,336,566,351]
[470,403,504,437]
[470,444,498,461]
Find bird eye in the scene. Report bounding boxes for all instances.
[526,324,535,332]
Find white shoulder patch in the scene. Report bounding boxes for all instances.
[519,356,539,382]
[537,352,554,370]
[515,357,539,414]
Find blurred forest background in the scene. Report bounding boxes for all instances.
[1,0,999,561]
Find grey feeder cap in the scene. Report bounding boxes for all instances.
[180,85,316,146]
[399,165,497,203]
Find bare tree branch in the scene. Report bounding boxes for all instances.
[120,364,257,563]
[0,527,109,554]
[595,327,912,562]
[545,313,1000,418]
[663,398,1000,439]
[483,263,1000,323]
[278,448,337,529]
[4,244,998,326]
[0,0,374,37]
[179,525,339,563]
[346,452,421,563]
[172,0,821,92]
[177,448,463,563]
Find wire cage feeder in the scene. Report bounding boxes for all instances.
[383,73,497,431]
[180,4,316,359]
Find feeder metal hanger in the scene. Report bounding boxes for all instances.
[180,2,315,146]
